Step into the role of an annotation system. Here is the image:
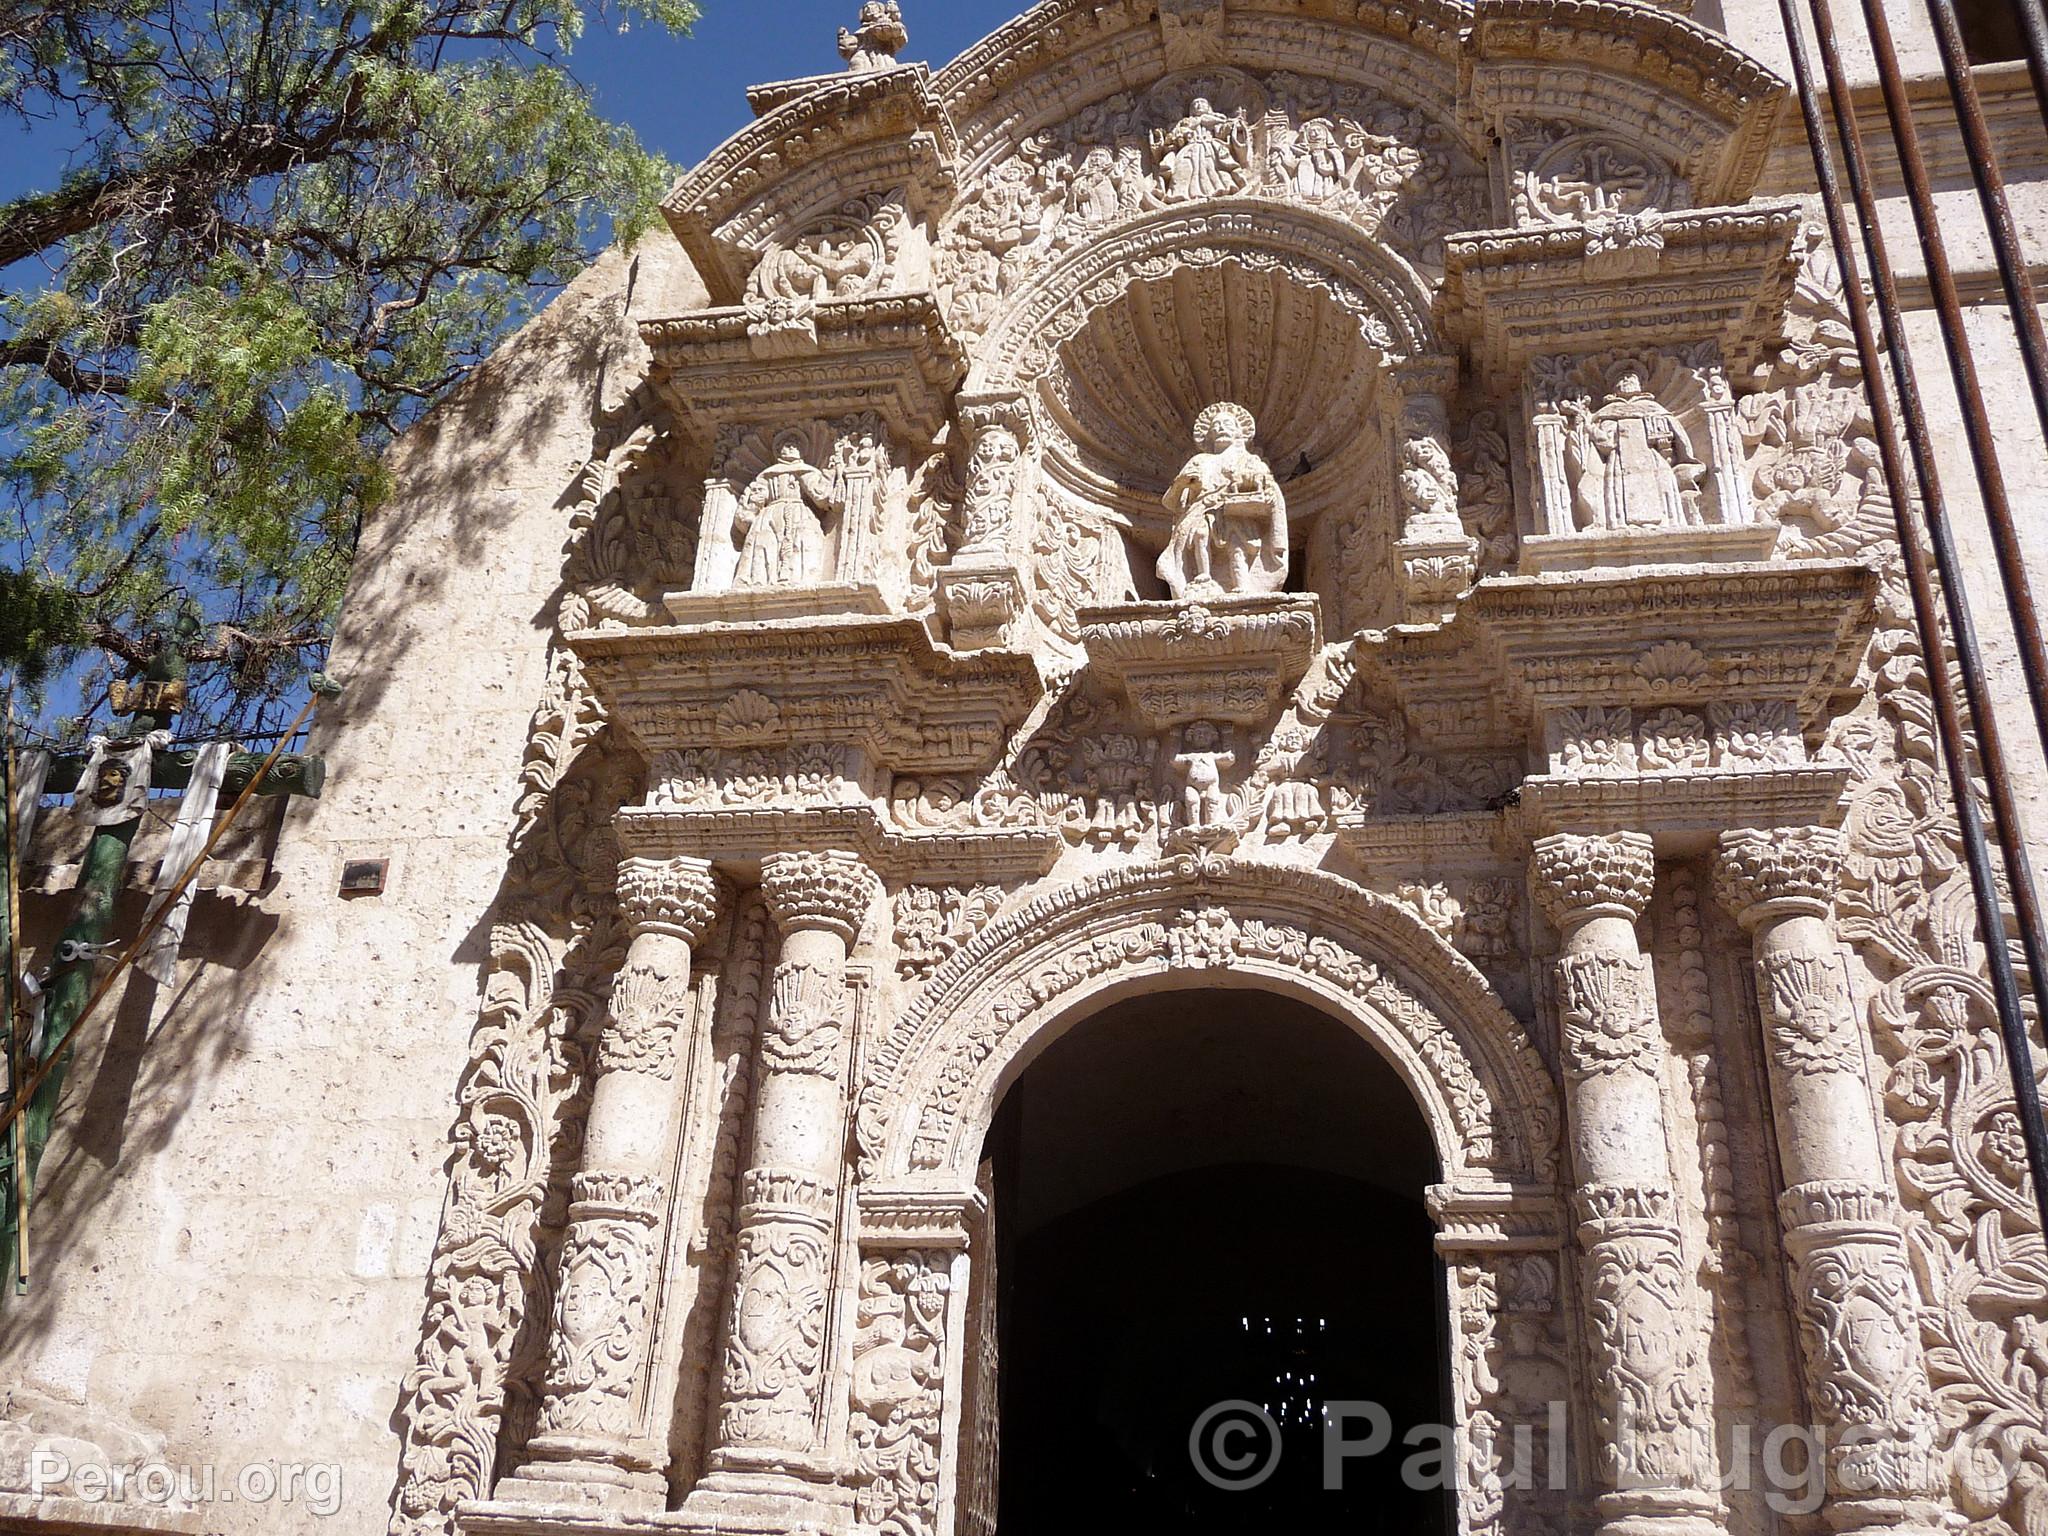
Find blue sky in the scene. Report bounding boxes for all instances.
[561,1,1025,166]
[0,4,1031,202]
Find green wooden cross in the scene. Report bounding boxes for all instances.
[1,622,327,1295]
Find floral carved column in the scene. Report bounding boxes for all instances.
[1714,829,1941,1535]
[1531,832,1721,1536]
[508,855,721,1510]
[687,850,880,1531]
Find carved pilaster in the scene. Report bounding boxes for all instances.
[1531,833,1720,1536]
[1715,831,1942,1530]
[687,851,879,1534]
[943,393,1033,650]
[506,857,720,1511]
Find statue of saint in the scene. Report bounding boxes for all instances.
[1157,402,1289,600]
[1275,119,1349,202]
[1150,98,1250,202]
[838,1,907,72]
[1565,370,1705,530]
[736,441,839,588]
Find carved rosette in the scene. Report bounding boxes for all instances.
[762,850,881,945]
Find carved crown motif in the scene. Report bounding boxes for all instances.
[1531,832,1657,925]
[762,850,882,941]
[616,856,722,942]
[1713,826,1841,922]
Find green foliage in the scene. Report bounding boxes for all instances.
[0,0,697,737]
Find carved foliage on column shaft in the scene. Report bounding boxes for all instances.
[1573,1186,1712,1493]
[1555,949,1661,1082]
[1779,1185,1940,1494]
[849,1251,951,1536]
[598,857,719,1079]
[761,958,853,1078]
[1716,829,1862,1078]
[720,1219,834,1450]
[538,1174,666,1437]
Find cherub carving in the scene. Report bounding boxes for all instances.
[1157,402,1289,600]
[1175,721,1237,829]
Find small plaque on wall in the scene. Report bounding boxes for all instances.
[340,859,389,897]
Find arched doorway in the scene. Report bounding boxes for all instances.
[981,987,1449,1536]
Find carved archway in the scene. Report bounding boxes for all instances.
[969,200,1442,395]
[856,858,1561,1200]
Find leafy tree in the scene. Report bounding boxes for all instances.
[0,0,697,738]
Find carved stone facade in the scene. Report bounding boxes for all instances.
[407,9,2042,1534]
[4,6,2044,1536]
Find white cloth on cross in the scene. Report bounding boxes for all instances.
[10,748,50,853]
[136,742,230,989]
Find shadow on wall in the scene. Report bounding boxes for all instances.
[2,242,665,1501]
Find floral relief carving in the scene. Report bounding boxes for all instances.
[1556,951,1661,1081]
[893,885,1005,982]
[849,1252,950,1536]
[720,1223,832,1448]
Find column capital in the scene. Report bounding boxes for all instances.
[762,850,880,944]
[1531,831,1656,930]
[617,855,721,944]
[1714,826,1841,926]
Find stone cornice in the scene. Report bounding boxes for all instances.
[1468,0,1788,200]
[1443,202,1804,384]
[614,803,1064,885]
[640,292,966,453]
[660,64,957,304]
[1521,766,1852,850]
[1371,560,1877,749]
[568,612,1044,779]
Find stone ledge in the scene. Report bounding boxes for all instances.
[0,1494,207,1536]
[1519,765,1853,852]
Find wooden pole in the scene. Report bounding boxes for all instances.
[1,696,26,1290]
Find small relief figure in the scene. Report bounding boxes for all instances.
[1151,98,1251,203]
[1175,721,1237,830]
[1263,723,1328,838]
[1065,145,1124,228]
[736,439,840,588]
[838,0,907,72]
[1157,402,1290,600]
[1274,118,1349,201]
[750,232,879,306]
[1564,369,1706,531]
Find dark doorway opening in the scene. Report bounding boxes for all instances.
[983,988,1450,1536]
